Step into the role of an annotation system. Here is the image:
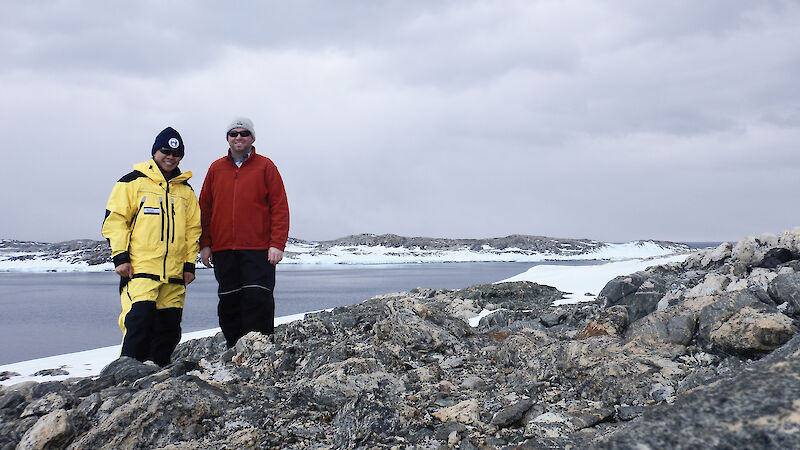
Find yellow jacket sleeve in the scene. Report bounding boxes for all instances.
[102,179,138,264]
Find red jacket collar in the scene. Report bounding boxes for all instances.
[227,146,257,165]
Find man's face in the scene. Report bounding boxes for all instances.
[227,128,254,154]
[153,148,182,173]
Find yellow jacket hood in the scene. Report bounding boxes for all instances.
[133,159,193,185]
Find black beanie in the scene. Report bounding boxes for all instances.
[152,127,185,157]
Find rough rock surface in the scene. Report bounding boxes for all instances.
[592,331,800,449]
[4,230,800,448]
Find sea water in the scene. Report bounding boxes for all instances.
[0,261,601,364]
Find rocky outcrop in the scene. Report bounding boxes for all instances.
[3,230,800,448]
[0,234,690,268]
[319,233,610,254]
[599,232,800,358]
[0,239,111,266]
[592,331,800,449]
[315,233,689,258]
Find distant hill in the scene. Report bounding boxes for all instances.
[0,234,692,270]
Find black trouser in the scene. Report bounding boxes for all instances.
[212,249,276,348]
[120,301,183,367]
[119,278,185,367]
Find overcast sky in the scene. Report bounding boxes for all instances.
[1,1,798,243]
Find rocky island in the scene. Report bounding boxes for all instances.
[0,234,688,269]
[2,231,800,448]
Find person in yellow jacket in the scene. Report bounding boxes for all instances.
[102,126,201,366]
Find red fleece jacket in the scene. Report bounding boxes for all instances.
[199,147,289,251]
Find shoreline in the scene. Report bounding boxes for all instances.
[0,239,697,273]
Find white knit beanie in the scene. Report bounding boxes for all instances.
[226,117,256,140]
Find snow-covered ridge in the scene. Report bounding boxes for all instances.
[0,234,692,272]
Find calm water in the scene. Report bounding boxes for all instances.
[0,262,599,365]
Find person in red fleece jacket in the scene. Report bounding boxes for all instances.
[198,117,290,348]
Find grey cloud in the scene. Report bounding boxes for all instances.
[1,1,799,243]
[0,0,446,75]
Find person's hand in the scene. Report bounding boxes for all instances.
[184,272,196,285]
[115,262,133,278]
[268,247,284,265]
[200,246,213,268]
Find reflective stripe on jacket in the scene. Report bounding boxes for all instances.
[102,159,202,282]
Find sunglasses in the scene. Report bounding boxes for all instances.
[227,130,252,138]
[158,148,183,157]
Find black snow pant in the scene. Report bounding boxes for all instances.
[119,278,185,367]
[212,249,276,348]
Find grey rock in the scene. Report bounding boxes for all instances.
[599,272,668,323]
[0,391,25,410]
[0,415,38,450]
[617,405,645,421]
[373,297,471,352]
[171,331,228,362]
[332,388,403,449]
[130,360,197,391]
[484,436,509,447]
[459,437,480,450]
[593,332,800,449]
[16,409,75,450]
[676,357,745,395]
[32,368,70,377]
[455,281,566,310]
[569,407,615,429]
[626,310,697,345]
[98,357,159,385]
[21,392,76,418]
[433,421,467,441]
[699,242,733,268]
[75,393,102,419]
[67,375,115,398]
[598,272,648,307]
[491,399,535,427]
[540,311,567,327]
[0,370,21,381]
[768,272,800,314]
[299,358,403,409]
[94,385,135,418]
[779,260,800,272]
[69,376,226,449]
[649,383,675,403]
[757,247,796,268]
[576,305,628,338]
[461,376,486,391]
[696,289,796,356]
[30,381,68,399]
[479,310,544,330]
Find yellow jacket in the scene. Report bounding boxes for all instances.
[102,159,201,283]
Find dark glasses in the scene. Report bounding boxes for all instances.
[158,148,183,157]
[227,130,252,138]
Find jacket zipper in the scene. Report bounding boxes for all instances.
[170,198,176,244]
[163,184,171,280]
[232,167,239,249]
[159,197,165,241]
[130,197,146,233]
[128,197,146,247]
